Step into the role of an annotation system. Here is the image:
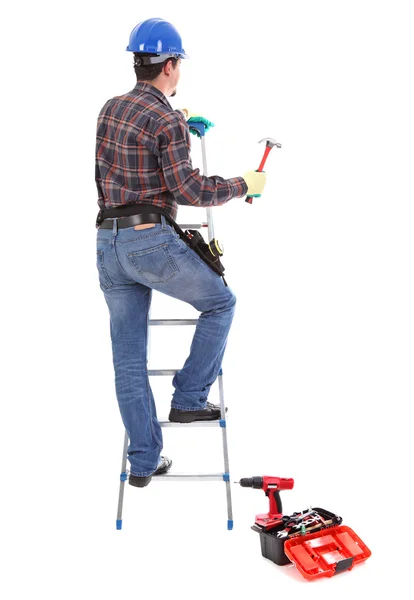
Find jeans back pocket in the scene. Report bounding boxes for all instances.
[127,243,179,284]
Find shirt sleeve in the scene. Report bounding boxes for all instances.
[159,115,248,207]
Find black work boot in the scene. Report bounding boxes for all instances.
[169,402,226,423]
[128,456,172,488]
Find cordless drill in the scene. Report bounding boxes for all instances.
[238,476,294,530]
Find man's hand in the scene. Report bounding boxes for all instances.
[242,170,267,197]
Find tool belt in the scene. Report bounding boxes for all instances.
[96,205,227,285]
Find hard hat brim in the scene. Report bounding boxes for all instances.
[127,50,189,62]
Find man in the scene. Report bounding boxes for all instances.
[95,18,267,488]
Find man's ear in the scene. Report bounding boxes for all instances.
[163,59,173,76]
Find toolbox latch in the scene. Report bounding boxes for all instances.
[335,557,354,574]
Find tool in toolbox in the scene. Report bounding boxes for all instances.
[245,138,282,204]
[238,475,371,580]
[115,118,233,531]
[239,476,294,529]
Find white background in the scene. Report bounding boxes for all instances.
[1,0,413,597]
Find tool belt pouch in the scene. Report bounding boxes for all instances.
[183,229,226,281]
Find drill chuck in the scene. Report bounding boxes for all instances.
[239,477,263,489]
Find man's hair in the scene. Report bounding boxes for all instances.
[133,53,178,81]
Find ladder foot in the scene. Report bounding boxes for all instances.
[116,519,123,530]
[227,519,233,530]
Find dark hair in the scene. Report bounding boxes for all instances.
[133,53,178,81]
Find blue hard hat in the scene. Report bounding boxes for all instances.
[126,18,189,59]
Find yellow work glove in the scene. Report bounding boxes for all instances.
[243,170,267,197]
[179,108,205,120]
[179,108,191,119]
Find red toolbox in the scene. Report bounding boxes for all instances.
[284,523,371,580]
[252,507,371,580]
[239,476,371,580]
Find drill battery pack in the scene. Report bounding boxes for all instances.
[252,507,371,580]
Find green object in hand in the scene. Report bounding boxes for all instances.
[188,116,215,137]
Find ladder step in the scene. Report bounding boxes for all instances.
[149,319,198,326]
[177,223,207,229]
[148,369,177,376]
[152,473,224,481]
[159,420,221,428]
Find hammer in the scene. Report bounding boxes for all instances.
[246,137,282,204]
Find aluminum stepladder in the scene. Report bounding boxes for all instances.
[116,119,233,531]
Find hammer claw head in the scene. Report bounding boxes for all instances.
[259,137,282,149]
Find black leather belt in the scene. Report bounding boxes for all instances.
[98,213,163,229]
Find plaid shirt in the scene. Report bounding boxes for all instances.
[95,82,248,221]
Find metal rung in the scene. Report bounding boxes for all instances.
[149,319,198,326]
[178,223,207,229]
[148,369,177,376]
[159,420,221,428]
[152,473,224,481]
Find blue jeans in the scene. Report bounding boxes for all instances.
[96,216,236,477]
